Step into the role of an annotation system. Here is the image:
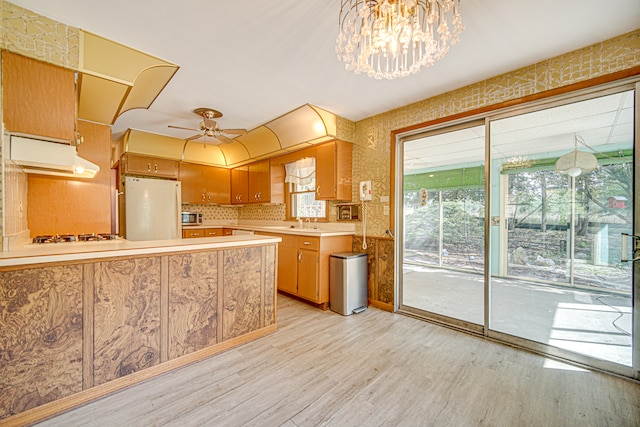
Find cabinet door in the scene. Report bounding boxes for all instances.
[231,167,249,204]
[126,154,178,179]
[297,249,319,302]
[205,166,231,204]
[315,142,336,200]
[2,51,75,141]
[179,163,207,203]
[275,234,299,294]
[248,159,271,203]
[278,245,299,294]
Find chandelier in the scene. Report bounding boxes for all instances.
[336,0,464,80]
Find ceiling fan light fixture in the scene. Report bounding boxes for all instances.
[336,0,464,80]
[168,107,247,145]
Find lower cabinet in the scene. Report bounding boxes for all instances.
[0,265,83,418]
[182,228,234,238]
[0,243,277,423]
[260,232,352,308]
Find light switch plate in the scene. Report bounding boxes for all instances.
[383,205,389,216]
[380,195,390,203]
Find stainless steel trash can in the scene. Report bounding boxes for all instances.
[329,252,368,316]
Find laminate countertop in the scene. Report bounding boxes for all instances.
[0,234,281,267]
[183,224,355,237]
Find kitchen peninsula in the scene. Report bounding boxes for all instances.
[0,234,280,423]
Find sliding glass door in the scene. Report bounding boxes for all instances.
[402,123,485,328]
[489,90,634,368]
[398,84,637,377]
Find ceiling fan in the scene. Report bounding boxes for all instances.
[168,108,248,145]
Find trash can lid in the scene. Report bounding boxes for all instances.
[330,252,367,259]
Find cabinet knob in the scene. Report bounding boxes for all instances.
[298,251,302,262]
[154,164,158,173]
[303,241,312,245]
[316,186,320,195]
[147,163,152,172]
[202,193,206,201]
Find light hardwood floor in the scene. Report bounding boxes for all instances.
[37,294,640,427]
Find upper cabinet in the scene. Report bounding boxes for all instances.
[230,159,272,204]
[179,163,230,205]
[248,159,271,203]
[315,140,352,201]
[121,153,178,180]
[231,166,249,205]
[2,52,75,141]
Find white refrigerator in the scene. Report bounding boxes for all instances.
[120,176,182,241]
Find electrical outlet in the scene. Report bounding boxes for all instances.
[383,205,389,216]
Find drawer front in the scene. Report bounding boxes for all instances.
[298,236,319,251]
[182,229,204,238]
[204,228,223,237]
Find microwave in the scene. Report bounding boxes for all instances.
[182,211,203,225]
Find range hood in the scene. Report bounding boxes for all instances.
[10,135,100,178]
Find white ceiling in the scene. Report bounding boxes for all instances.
[9,0,640,142]
[404,90,634,172]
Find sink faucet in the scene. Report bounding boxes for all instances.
[313,218,318,229]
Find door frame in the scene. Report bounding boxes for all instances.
[393,78,640,380]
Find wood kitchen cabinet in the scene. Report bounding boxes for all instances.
[182,228,233,238]
[259,232,352,308]
[231,166,249,204]
[122,153,179,179]
[315,140,352,201]
[2,51,75,141]
[179,162,230,204]
[248,159,271,203]
[231,160,272,204]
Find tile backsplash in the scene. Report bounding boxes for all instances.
[238,204,286,221]
[182,204,238,222]
[182,203,287,223]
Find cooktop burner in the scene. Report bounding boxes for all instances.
[77,233,117,241]
[32,233,117,243]
[32,234,77,244]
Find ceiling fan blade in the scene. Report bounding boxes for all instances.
[168,125,200,132]
[213,135,235,144]
[221,128,248,136]
[185,133,204,141]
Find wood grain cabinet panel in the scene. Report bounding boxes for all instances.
[2,51,75,141]
[315,140,352,201]
[231,166,249,204]
[168,252,219,359]
[182,228,204,238]
[0,265,83,420]
[123,154,178,179]
[222,247,263,340]
[248,159,271,203]
[93,258,161,386]
[179,163,230,204]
